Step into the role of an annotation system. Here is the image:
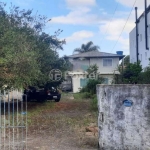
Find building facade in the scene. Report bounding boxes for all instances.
[64,51,124,93]
[130,5,150,69]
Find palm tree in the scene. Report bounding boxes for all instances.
[73,41,100,54]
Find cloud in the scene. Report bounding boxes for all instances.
[65,30,94,43]
[99,17,135,51]
[51,7,101,25]
[65,0,96,8]
[50,0,102,25]
[116,0,150,9]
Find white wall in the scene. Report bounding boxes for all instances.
[70,57,119,73]
[130,11,150,69]
[71,74,87,93]
[90,58,119,73]
[69,58,90,71]
[100,74,114,84]
[69,57,120,93]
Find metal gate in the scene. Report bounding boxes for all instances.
[0,90,27,150]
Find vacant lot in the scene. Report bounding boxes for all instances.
[26,93,98,150]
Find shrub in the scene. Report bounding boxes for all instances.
[80,79,103,95]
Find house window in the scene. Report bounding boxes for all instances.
[103,58,112,67]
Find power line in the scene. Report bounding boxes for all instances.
[100,3,119,43]
[111,0,137,53]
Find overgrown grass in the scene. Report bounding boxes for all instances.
[73,92,98,112]
[73,92,92,100]
[27,102,55,125]
[91,96,98,112]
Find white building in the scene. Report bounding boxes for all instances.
[130,5,150,69]
[65,50,124,93]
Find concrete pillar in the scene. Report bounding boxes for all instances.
[97,85,150,149]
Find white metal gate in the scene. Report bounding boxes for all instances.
[0,90,27,150]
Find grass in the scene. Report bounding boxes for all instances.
[26,93,98,148]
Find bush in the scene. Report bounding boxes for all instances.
[139,66,150,84]
[80,79,103,94]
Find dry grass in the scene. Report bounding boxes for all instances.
[26,93,98,149]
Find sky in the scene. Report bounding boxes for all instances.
[3,0,150,57]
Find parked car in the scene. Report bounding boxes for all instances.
[23,86,61,102]
[47,87,61,102]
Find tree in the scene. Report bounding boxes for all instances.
[121,55,130,66]
[0,3,66,89]
[73,41,100,54]
[113,61,142,84]
[86,64,99,79]
[0,4,40,88]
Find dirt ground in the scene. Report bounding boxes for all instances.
[26,93,98,150]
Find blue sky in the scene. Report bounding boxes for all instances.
[3,0,150,57]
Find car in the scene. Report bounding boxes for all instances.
[23,86,61,102]
[47,87,61,102]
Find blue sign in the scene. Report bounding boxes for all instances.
[123,100,133,107]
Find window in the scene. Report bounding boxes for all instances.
[103,58,112,67]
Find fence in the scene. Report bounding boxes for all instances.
[0,90,27,150]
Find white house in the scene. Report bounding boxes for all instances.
[65,50,124,93]
[130,4,150,69]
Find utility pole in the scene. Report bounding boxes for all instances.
[135,7,139,64]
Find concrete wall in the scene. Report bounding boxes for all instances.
[97,85,150,150]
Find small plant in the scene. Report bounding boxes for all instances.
[80,79,103,95]
[90,95,98,112]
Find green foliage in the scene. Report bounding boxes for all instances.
[80,79,103,94]
[121,55,130,66]
[90,95,98,112]
[139,66,150,84]
[114,61,144,84]
[73,92,92,100]
[0,3,66,89]
[122,61,142,83]
[73,41,100,54]
[86,64,98,78]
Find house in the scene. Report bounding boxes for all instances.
[64,50,124,93]
[129,3,150,69]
